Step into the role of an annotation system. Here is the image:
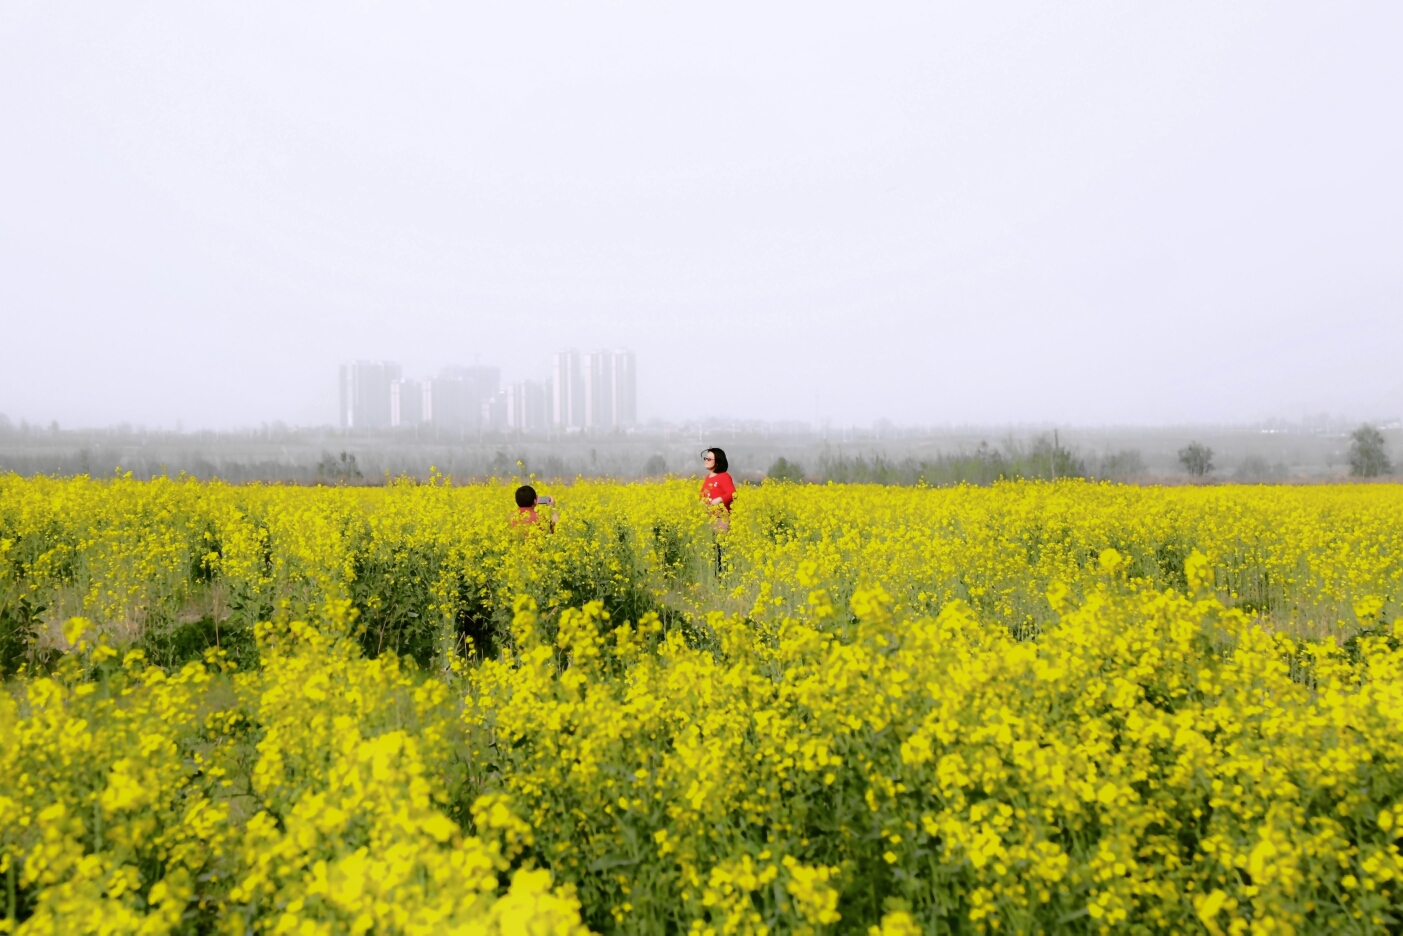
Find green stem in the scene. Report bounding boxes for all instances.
[7,857,16,928]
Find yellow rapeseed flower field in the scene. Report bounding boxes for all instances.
[2,474,1402,933]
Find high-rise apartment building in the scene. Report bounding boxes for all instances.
[551,351,585,430]
[573,349,637,432]
[431,365,501,430]
[609,349,637,428]
[481,389,507,431]
[582,351,609,430]
[459,366,502,400]
[339,361,402,430]
[428,376,468,429]
[390,378,429,427]
[390,380,404,427]
[506,380,549,433]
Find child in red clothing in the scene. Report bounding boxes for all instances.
[513,485,557,533]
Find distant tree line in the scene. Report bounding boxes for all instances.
[1176,424,1394,482]
[765,435,1148,487]
[2,415,1394,485]
[766,425,1396,487]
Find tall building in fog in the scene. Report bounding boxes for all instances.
[582,351,608,430]
[572,349,638,432]
[339,361,401,430]
[609,349,636,428]
[431,365,501,430]
[390,378,429,427]
[507,380,549,433]
[481,389,507,430]
[551,351,585,430]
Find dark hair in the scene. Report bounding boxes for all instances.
[701,448,729,473]
[514,485,537,509]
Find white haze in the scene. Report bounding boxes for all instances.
[1,2,1400,429]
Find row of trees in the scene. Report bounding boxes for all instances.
[764,436,1131,487]
[1178,424,1393,480]
[763,425,1396,486]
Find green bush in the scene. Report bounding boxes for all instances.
[765,457,806,483]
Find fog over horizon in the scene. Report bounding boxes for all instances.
[2,3,1401,432]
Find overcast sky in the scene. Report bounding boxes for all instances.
[2,2,1400,429]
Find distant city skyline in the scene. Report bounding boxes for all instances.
[339,350,638,435]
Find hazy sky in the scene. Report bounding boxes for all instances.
[2,3,1400,429]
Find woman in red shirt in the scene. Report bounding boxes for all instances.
[700,448,734,574]
[700,448,735,515]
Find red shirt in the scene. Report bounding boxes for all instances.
[700,472,735,511]
[512,506,539,527]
